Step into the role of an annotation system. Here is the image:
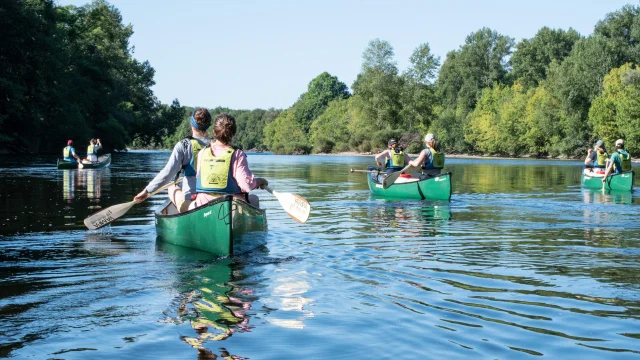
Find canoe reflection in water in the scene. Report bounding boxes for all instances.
[158,242,255,359]
[368,203,452,238]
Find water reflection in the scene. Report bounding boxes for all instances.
[582,188,633,205]
[78,168,109,211]
[158,242,255,359]
[367,203,452,238]
[62,170,76,201]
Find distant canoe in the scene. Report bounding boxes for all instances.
[57,154,111,169]
[367,170,452,201]
[581,168,634,191]
[155,195,267,256]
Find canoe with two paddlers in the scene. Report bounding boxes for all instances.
[154,195,267,256]
[365,166,452,201]
[581,168,634,191]
[57,154,111,169]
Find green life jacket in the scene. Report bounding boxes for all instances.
[62,146,75,161]
[596,151,608,167]
[184,138,206,177]
[390,149,405,168]
[424,146,445,169]
[616,150,631,172]
[196,147,241,194]
[87,144,97,155]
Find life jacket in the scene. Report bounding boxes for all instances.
[87,144,97,156]
[615,150,632,172]
[184,137,208,177]
[595,151,608,168]
[386,149,405,170]
[196,147,242,194]
[63,146,75,161]
[422,146,444,169]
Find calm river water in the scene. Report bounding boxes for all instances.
[1,152,639,359]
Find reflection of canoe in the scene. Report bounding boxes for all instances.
[57,154,111,169]
[581,168,634,191]
[367,171,452,201]
[155,195,267,255]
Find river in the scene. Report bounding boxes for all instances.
[0,152,639,359]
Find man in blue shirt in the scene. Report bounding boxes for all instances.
[63,140,80,162]
[602,138,632,182]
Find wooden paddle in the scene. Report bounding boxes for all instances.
[263,186,310,223]
[382,164,413,189]
[350,169,379,173]
[84,177,183,230]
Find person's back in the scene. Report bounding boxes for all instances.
[602,139,632,182]
[133,108,213,212]
[420,134,444,177]
[87,139,101,162]
[63,140,78,162]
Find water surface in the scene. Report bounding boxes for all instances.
[1,153,639,359]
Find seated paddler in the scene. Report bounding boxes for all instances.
[602,138,632,182]
[63,140,81,162]
[585,139,608,172]
[374,139,410,173]
[86,138,102,162]
[171,113,268,210]
[408,133,445,178]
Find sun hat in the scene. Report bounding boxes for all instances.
[424,133,435,142]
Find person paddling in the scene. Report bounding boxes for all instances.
[63,140,81,162]
[134,108,212,211]
[602,139,632,182]
[408,133,445,178]
[585,139,608,171]
[375,139,410,173]
[172,113,268,210]
[86,138,102,162]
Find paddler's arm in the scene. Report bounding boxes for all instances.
[374,150,389,167]
[409,150,426,168]
[602,160,614,182]
[134,142,186,202]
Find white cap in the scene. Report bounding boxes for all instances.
[616,139,624,146]
[424,133,435,142]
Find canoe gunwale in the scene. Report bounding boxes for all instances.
[154,194,265,219]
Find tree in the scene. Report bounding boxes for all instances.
[401,43,440,131]
[361,38,398,74]
[589,63,640,154]
[294,72,350,132]
[511,27,581,88]
[594,5,640,64]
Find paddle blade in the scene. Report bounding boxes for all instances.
[382,171,402,189]
[273,191,311,223]
[84,201,137,229]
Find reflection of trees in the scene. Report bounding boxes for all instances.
[78,168,110,211]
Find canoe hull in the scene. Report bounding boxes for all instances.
[581,169,634,192]
[57,154,111,169]
[368,171,452,201]
[154,195,267,256]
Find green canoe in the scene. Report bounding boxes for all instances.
[367,170,452,201]
[155,195,267,256]
[57,154,111,169]
[581,168,634,191]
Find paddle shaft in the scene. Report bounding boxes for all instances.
[350,169,379,173]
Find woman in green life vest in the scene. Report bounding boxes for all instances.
[86,138,101,162]
[602,138,632,182]
[585,139,608,170]
[374,139,410,173]
[408,133,445,178]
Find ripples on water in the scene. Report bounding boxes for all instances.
[0,153,639,359]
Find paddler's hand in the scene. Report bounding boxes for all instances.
[377,161,383,167]
[255,178,268,189]
[587,148,593,155]
[134,189,149,202]
[601,178,606,183]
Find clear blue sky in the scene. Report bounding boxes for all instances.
[59,0,633,110]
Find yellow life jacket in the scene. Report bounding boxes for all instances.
[596,151,608,167]
[87,144,97,155]
[196,147,241,194]
[390,149,405,168]
[425,145,445,169]
[184,138,206,177]
[63,146,72,159]
[616,150,632,172]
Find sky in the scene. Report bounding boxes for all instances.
[58,0,634,110]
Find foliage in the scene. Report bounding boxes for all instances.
[589,63,640,154]
[511,27,581,89]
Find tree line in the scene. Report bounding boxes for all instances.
[3,1,640,157]
[262,4,640,157]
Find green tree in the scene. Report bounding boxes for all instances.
[263,109,309,154]
[309,98,353,153]
[589,63,640,154]
[511,27,581,88]
[294,72,349,132]
[401,43,440,131]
